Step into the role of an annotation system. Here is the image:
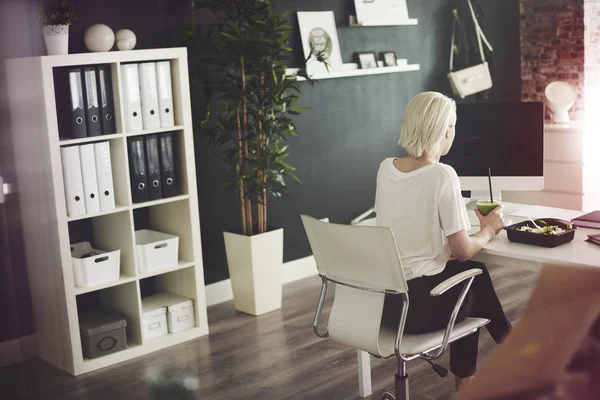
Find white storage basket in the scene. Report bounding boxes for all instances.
[71,242,121,287]
[135,229,179,272]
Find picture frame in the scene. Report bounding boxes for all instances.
[297,11,343,74]
[356,52,378,69]
[381,51,397,67]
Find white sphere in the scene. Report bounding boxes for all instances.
[84,24,115,52]
[116,29,137,51]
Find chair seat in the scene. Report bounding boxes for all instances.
[379,317,489,357]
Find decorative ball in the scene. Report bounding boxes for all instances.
[116,29,137,51]
[84,24,115,52]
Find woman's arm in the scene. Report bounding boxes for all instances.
[447,206,505,262]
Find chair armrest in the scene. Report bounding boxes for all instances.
[430,268,482,297]
[421,269,481,360]
[351,208,375,226]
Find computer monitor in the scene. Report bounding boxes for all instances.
[441,101,545,198]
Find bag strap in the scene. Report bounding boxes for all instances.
[467,0,493,61]
[466,0,485,62]
[449,10,459,70]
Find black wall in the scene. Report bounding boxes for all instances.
[4,0,522,290]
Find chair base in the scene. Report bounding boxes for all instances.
[382,371,409,400]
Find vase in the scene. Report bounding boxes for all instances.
[223,228,283,316]
[43,24,69,55]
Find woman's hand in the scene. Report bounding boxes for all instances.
[476,205,505,236]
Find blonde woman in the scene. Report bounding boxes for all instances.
[375,92,510,391]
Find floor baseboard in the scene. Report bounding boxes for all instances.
[0,256,320,367]
[206,255,318,307]
[0,335,37,368]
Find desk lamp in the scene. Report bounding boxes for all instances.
[544,81,577,124]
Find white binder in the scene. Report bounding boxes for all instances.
[79,144,101,215]
[156,61,175,128]
[138,62,161,130]
[93,141,116,211]
[121,64,144,132]
[60,146,86,217]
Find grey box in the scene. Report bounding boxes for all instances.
[79,309,128,359]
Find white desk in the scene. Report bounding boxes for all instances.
[356,202,600,398]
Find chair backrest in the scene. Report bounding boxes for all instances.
[301,214,408,356]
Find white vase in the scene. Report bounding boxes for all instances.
[43,25,69,55]
[224,228,283,316]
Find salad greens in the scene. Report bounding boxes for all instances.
[516,219,573,235]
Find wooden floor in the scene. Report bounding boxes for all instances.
[1,265,537,400]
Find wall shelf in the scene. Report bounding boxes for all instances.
[290,63,420,81]
[347,18,418,27]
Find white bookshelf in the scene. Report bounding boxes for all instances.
[5,48,208,375]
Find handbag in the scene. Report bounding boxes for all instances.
[448,0,493,98]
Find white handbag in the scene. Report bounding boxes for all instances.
[448,0,493,98]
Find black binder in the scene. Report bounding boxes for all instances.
[144,135,162,201]
[96,65,116,135]
[82,66,102,136]
[54,67,87,139]
[158,133,179,198]
[128,137,149,203]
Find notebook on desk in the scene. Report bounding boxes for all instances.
[572,210,600,229]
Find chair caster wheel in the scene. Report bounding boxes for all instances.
[382,392,396,400]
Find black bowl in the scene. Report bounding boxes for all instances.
[505,218,576,248]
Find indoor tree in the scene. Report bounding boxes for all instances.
[189,0,326,236]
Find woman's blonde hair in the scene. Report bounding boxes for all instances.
[399,92,456,158]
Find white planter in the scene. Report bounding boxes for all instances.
[43,25,69,55]
[224,228,283,316]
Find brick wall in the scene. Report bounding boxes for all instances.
[585,0,600,123]
[520,0,585,119]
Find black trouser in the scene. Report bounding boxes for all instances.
[382,260,511,378]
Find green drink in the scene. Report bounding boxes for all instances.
[477,200,500,216]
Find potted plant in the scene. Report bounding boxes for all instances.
[189,0,325,315]
[39,0,77,55]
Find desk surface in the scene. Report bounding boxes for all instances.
[355,202,600,270]
[472,203,600,270]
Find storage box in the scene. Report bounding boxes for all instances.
[135,229,179,273]
[145,292,195,333]
[79,309,127,359]
[71,242,121,287]
[142,299,169,340]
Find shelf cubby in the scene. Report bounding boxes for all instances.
[139,267,199,345]
[76,281,143,349]
[133,199,194,264]
[68,210,136,279]
[126,129,189,206]
[53,63,123,142]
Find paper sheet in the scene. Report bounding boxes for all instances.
[509,205,566,219]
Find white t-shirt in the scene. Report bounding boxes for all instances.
[374,158,471,280]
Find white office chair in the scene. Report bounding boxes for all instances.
[300,215,489,400]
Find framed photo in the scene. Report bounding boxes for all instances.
[297,11,343,74]
[381,51,397,67]
[356,52,378,69]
